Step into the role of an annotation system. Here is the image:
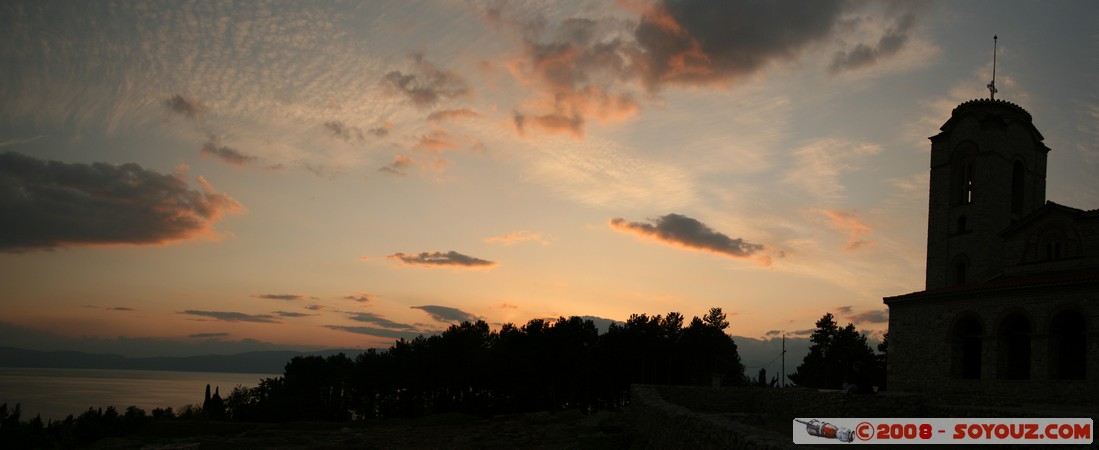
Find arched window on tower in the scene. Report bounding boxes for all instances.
[961,162,974,204]
[1011,160,1025,216]
[998,314,1032,380]
[951,144,977,206]
[951,316,982,380]
[1049,310,1086,380]
[956,216,967,234]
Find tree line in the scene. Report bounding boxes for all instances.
[224,307,744,421]
[1,309,885,447]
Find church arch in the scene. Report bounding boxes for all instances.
[950,314,983,380]
[997,312,1032,380]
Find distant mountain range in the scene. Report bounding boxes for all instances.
[0,346,363,375]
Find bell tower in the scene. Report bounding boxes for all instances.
[924,99,1049,289]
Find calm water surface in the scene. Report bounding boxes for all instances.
[0,367,276,422]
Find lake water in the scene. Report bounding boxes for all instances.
[0,367,277,422]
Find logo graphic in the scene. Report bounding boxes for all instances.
[795,419,855,443]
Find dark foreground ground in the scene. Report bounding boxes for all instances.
[87,386,1096,449]
[89,409,632,449]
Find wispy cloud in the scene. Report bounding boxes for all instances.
[181,310,279,323]
[0,135,46,149]
[86,305,137,312]
[609,214,768,264]
[484,230,550,246]
[200,139,259,167]
[849,309,889,324]
[252,294,316,301]
[427,108,480,122]
[783,139,881,203]
[344,294,373,303]
[275,311,316,318]
[188,332,230,339]
[0,152,242,253]
[325,325,423,340]
[819,209,875,251]
[347,312,415,330]
[388,251,497,268]
[378,155,414,176]
[411,305,479,323]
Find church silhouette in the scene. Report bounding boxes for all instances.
[884,97,1098,402]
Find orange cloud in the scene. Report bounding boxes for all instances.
[819,209,875,252]
[378,155,415,176]
[414,130,462,152]
[0,152,243,252]
[494,1,920,138]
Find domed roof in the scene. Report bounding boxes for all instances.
[951,98,1032,122]
[938,98,1043,141]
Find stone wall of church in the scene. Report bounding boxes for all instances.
[887,286,1098,404]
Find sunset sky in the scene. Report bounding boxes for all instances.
[2,0,1097,357]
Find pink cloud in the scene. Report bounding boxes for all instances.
[819,209,875,252]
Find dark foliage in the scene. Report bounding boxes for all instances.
[787,313,885,391]
[225,308,745,421]
[1,308,746,447]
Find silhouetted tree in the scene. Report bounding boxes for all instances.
[703,307,729,330]
[788,313,877,390]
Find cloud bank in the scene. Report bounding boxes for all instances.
[496,0,922,137]
[0,152,242,253]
